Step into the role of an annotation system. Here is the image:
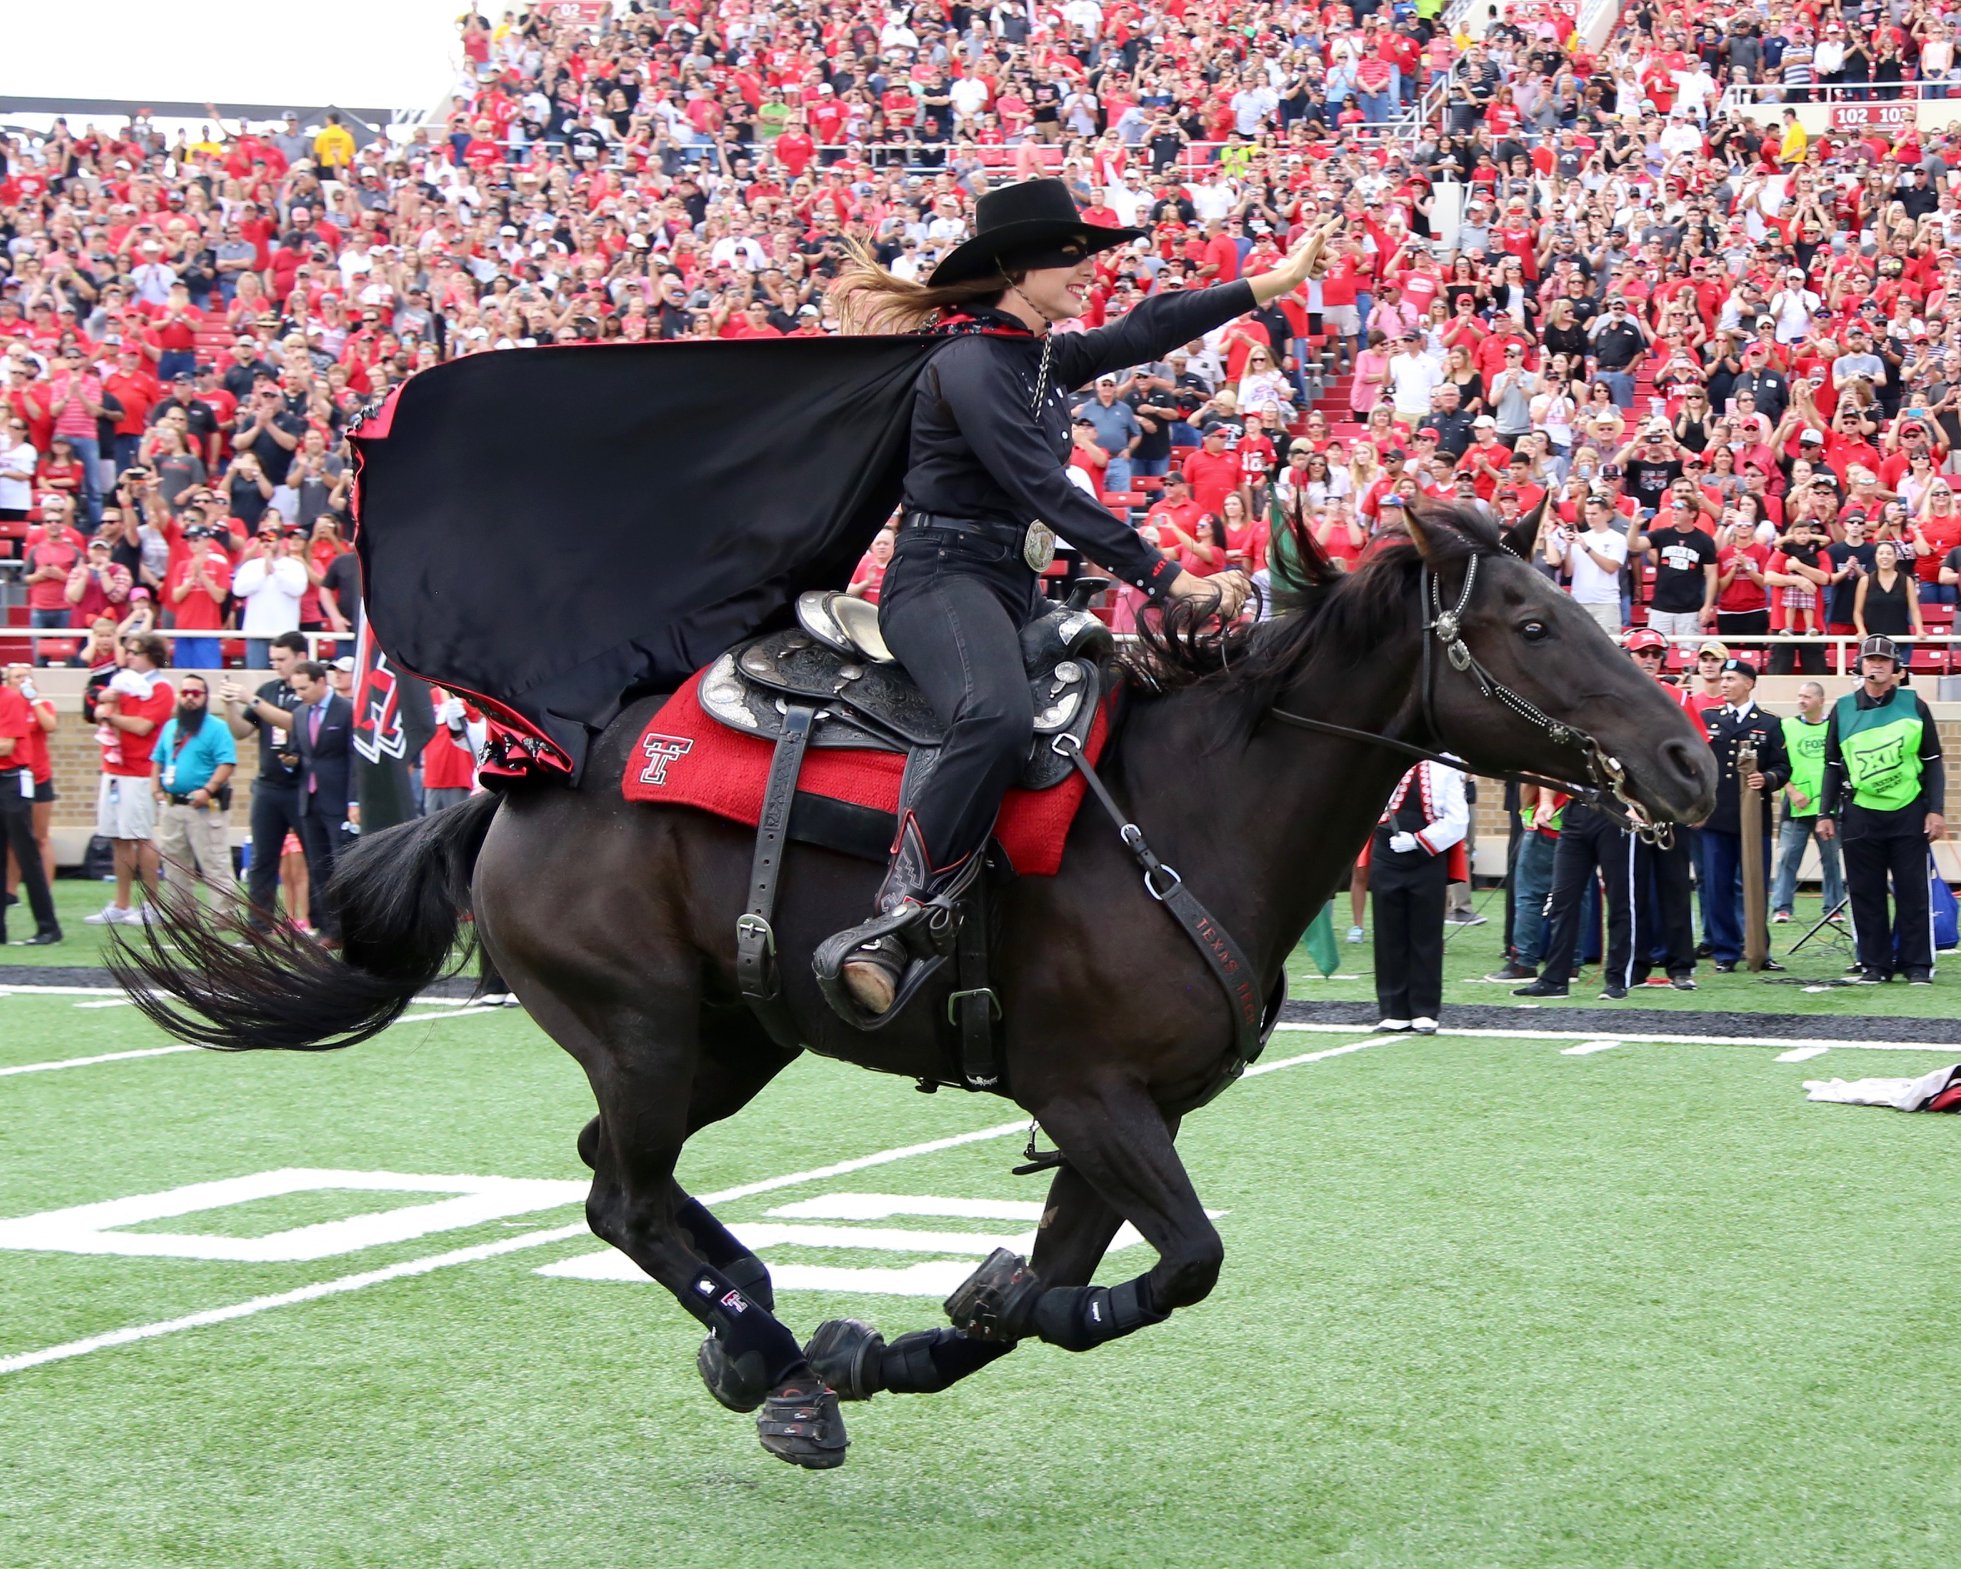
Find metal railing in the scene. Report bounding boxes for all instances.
[1719,78,1954,112]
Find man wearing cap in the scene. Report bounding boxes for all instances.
[1700,659,1789,971]
[1586,296,1649,409]
[1820,637,1945,983]
[1771,680,1845,925]
[1636,498,1718,649]
[1387,332,1442,420]
[1070,374,1142,495]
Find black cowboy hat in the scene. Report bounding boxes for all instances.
[928,178,1145,288]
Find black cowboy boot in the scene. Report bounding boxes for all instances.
[814,814,983,1028]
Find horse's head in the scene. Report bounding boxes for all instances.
[1401,503,1716,831]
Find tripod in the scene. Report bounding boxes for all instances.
[1788,896,1850,956]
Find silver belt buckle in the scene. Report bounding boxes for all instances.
[1023,520,1056,572]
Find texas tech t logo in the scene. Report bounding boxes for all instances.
[638,733,694,787]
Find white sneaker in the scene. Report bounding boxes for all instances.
[82,904,134,926]
[1374,1017,1411,1032]
[136,903,163,924]
[1411,1017,1439,1034]
[1346,925,1366,944]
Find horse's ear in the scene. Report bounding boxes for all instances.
[1401,503,1454,566]
[1500,490,1550,562]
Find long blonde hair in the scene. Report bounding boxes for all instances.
[827,237,1012,335]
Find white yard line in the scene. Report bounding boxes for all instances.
[0,1045,202,1078]
[1559,1040,1623,1056]
[0,1008,498,1079]
[1271,1022,1960,1054]
[0,1037,1399,1376]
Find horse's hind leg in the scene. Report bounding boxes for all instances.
[805,1158,1124,1400]
[554,995,847,1469]
[944,1088,1216,1355]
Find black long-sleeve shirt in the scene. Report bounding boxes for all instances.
[903,279,1259,598]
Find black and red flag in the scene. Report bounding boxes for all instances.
[350,614,438,832]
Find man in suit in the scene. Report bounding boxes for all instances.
[289,659,355,944]
[1702,658,1789,971]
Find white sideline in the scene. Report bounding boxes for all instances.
[1271,1022,1961,1055]
[0,1039,1394,1376]
[0,1007,500,1078]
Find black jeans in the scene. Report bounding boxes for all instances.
[877,525,1041,874]
[0,776,57,936]
[247,782,305,926]
[1541,804,1639,988]
[1843,819,1932,977]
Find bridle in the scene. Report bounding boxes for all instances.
[1266,555,1676,848]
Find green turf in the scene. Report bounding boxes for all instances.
[0,988,1954,1568]
[1283,882,1961,1021]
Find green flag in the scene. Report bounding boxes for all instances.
[1301,901,1339,978]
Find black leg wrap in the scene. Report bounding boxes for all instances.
[682,1264,804,1389]
[1030,1275,1166,1354]
[879,1329,1015,1394]
[676,1199,775,1312]
[943,1247,1046,1343]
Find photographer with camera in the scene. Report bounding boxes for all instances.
[221,632,307,931]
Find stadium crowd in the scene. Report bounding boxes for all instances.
[5,0,1961,955]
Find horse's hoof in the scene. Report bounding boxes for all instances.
[756,1381,849,1469]
[804,1318,885,1401]
[697,1334,768,1414]
[943,1247,1043,1343]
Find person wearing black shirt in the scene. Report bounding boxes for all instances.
[218,631,307,931]
[1587,296,1649,407]
[1823,516,1879,630]
[813,180,1327,1021]
[1619,426,1684,513]
[231,383,309,486]
[1637,500,1718,644]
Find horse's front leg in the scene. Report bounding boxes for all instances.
[943,1087,1218,1353]
[803,1156,1127,1400]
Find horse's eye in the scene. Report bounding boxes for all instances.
[1521,621,1550,643]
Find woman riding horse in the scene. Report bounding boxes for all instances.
[818,180,1335,1018]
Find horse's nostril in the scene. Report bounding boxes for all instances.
[1661,738,1710,790]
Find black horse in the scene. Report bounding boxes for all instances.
[113,504,1715,1470]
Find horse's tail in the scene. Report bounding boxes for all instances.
[108,792,502,1053]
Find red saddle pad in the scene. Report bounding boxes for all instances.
[621,667,1114,877]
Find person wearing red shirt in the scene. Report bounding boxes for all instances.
[21,500,84,637]
[1143,471,1203,542]
[1197,219,1241,284]
[102,349,159,471]
[421,689,483,813]
[775,123,816,179]
[164,525,233,667]
[0,668,60,944]
[1180,426,1243,516]
[1456,419,1513,499]
[86,631,173,925]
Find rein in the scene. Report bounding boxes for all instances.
[1264,559,1674,848]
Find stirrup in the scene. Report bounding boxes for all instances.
[813,906,949,1032]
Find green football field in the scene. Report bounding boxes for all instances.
[2,950,1957,1569]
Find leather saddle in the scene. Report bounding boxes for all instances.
[699,578,1113,789]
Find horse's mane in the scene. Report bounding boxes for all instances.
[1124,502,1503,727]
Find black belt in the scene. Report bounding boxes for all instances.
[904,511,1026,545]
[165,792,205,806]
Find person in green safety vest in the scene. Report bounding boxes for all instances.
[1771,680,1847,923]
[1819,636,1947,983]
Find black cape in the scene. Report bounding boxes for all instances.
[350,334,957,784]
